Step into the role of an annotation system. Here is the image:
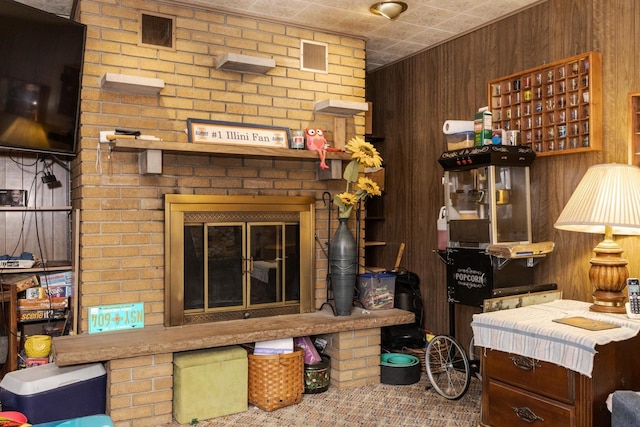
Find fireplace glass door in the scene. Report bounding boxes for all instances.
[183,221,301,312]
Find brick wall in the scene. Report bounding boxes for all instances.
[75,0,367,332]
[107,354,174,425]
[318,328,382,388]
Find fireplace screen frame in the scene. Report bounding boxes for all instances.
[164,194,316,326]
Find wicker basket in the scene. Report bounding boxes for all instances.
[402,347,426,372]
[248,348,304,411]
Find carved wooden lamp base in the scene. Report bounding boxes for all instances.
[588,236,628,313]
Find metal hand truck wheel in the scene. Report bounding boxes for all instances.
[425,334,471,400]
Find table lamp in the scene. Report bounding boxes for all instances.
[554,163,640,313]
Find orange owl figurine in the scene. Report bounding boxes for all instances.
[305,128,329,169]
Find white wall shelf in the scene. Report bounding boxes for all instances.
[100,73,165,95]
[314,99,369,116]
[215,53,275,74]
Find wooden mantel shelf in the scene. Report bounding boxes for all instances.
[52,308,414,366]
[113,140,352,161]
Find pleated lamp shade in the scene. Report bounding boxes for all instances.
[554,163,640,312]
[554,163,640,236]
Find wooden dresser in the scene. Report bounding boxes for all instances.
[480,325,640,427]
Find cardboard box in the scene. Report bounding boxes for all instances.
[17,309,67,322]
[474,109,492,146]
[25,357,49,368]
[0,363,107,424]
[18,297,68,311]
[47,285,73,297]
[39,271,73,287]
[26,285,73,299]
[1,274,39,292]
[24,287,46,299]
[0,259,35,269]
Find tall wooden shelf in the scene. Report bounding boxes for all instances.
[363,197,387,274]
[0,284,17,377]
[0,242,74,377]
[363,135,386,273]
[488,51,602,156]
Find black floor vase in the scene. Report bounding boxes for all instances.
[329,218,357,316]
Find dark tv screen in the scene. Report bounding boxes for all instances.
[0,0,86,157]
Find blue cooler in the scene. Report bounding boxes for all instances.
[31,415,114,427]
[0,363,107,424]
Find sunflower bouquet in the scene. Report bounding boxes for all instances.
[334,136,383,219]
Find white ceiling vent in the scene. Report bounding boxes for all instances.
[301,40,328,73]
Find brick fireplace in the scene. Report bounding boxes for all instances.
[69,1,371,424]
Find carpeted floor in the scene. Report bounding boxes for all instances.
[168,375,481,426]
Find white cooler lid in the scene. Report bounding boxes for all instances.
[0,362,106,395]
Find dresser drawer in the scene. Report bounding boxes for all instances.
[483,379,575,427]
[484,349,574,404]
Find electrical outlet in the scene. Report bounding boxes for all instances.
[99,131,115,143]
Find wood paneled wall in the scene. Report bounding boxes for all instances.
[366,0,640,340]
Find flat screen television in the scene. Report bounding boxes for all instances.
[0,0,86,157]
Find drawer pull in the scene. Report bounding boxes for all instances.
[512,406,544,423]
[509,355,541,371]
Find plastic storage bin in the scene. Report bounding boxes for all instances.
[357,273,396,310]
[0,363,106,424]
[446,132,474,150]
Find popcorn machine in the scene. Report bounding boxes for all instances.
[437,145,555,307]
